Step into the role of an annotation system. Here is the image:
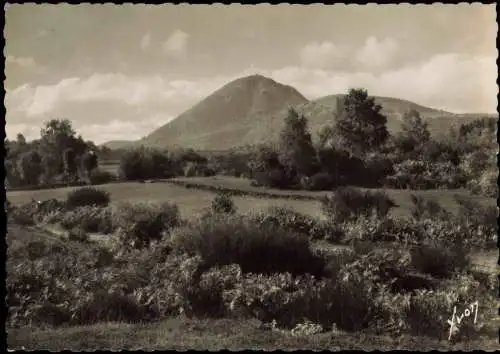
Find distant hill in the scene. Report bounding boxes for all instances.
[104,74,497,151]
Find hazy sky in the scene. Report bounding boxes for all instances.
[5,4,497,144]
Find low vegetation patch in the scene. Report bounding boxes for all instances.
[66,187,111,209]
[321,187,396,223]
[89,169,117,185]
[249,206,336,241]
[210,191,237,215]
[171,213,325,277]
[112,201,181,249]
[59,206,114,234]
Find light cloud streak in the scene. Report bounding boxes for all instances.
[162,30,189,59]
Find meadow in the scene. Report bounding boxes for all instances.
[7,179,323,219]
[7,175,495,220]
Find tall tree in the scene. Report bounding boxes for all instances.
[63,148,78,181]
[41,119,75,141]
[40,152,60,185]
[39,119,89,180]
[5,160,21,188]
[16,133,26,146]
[335,89,389,157]
[16,150,43,186]
[278,108,318,178]
[81,150,98,182]
[400,109,430,146]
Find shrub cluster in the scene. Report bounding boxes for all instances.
[66,187,110,209]
[210,192,237,215]
[409,195,452,221]
[89,169,116,185]
[59,206,115,234]
[321,187,396,223]
[249,206,335,241]
[113,201,181,249]
[384,160,467,190]
[171,213,325,277]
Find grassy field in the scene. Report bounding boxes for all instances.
[8,317,499,351]
[7,180,324,219]
[8,176,495,221]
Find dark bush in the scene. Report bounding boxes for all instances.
[9,204,36,225]
[317,148,365,186]
[303,172,335,191]
[210,192,237,215]
[252,167,292,189]
[171,214,325,277]
[183,162,216,177]
[410,195,451,221]
[89,169,116,185]
[321,187,396,223]
[250,206,333,241]
[367,190,397,218]
[59,206,113,234]
[66,187,110,209]
[454,196,498,230]
[113,202,181,249]
[409,243,469,279]
[119,147,175,181]
[361,154,395,187]
[73,290,146,325]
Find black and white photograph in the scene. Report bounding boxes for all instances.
[4,3,498,351]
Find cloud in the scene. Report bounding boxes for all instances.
[4,72,230,143]
[140,32,151,51]
[76,115,174,144]
[5,52,497,144]
[269,53,497,114]
[5,73,228,121]
[355,36,399,69]
[162,30,189,59]
[299,41,343,69]
[5,55,47,74]
[5,116,174,145]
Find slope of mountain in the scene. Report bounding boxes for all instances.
[105,75,496,151]
[292,95,489,141]
[138,74,308,151]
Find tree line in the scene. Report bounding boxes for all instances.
[7,89,496,198]
[116,88,497,197]
[5,119,100,189]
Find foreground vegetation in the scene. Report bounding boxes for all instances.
[6,185,498,350]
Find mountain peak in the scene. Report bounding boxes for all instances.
[140,75,309,150]
[240,73,272,81]
[225,74,281,89]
